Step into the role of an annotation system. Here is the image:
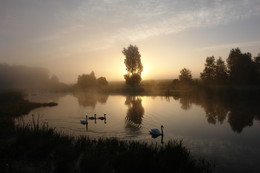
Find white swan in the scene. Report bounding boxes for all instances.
[80,115,88,125]
[150,125,164,138]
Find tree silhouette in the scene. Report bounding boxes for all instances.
[122,45,143,86]
[227,48,257,85]
[97,77,108,87]
[179,68,192,83]
[215,57,228,84]
[200,56,216,84]
[254,54,260,83]
[77,71,97,89]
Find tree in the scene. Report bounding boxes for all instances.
[254,54,260,83]
[179,68,192,83]
[215,57,228,84]
[227,48,257,85]
[97,77,109,87]
[77,71,97,89]
[200,56,216,84]
[122,45,143,86]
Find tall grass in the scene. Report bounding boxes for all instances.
[0,91,213,172]
[0,118,213,173]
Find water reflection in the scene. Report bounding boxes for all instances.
[124,96,144,135]
[73,92,109,109]
[175,96,260,133]
[179,97,192,110]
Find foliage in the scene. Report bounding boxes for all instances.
[227,48,258,85]
[124,73,142,86]
[200,56,216,84]
[1,125,212,173]
[77,71,96,89]
[0,91,213,173]
[215,57,228,84]
[122,45,143,86]
[179,68,192,83]
[200,56,228,84]
[254,55,260,83]
[97,77,109,87]
[77,71,109,90]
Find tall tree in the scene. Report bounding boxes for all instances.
[200,56,216,84]
[227,48,257,85]
[179,68,192,83]
[77,71,97,89]
[215,57,228,84]
[122,45,143,86]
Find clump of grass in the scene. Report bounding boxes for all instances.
[0,91,213,172]
[1,119,213,173]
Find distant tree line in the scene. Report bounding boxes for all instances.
[76,71,108,90]
[176,48,260,86]
[0,63,109,91]
[0,63,66,91]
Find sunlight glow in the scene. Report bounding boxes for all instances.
[119,63,149,80]
[141,65,149,80]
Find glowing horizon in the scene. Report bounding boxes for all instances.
[1,0,260,83]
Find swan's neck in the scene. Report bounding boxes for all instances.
[161,127,164,135]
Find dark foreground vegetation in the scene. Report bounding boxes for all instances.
[1,126,212,173]
[0,91,213,173]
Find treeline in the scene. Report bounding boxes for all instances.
[176,48,260,86]
[0,63,109,92]
[0,63,68,91]
[75,71,109,90]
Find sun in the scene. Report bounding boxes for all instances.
[141,65,149,80]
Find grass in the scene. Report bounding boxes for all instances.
[1,122,213,173]
[0,90,213,173]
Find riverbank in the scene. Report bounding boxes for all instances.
[0,91,213,173]
[101,81,260,100]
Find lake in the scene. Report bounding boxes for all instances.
[19,92,260,173]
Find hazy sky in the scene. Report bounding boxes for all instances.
[1,0,260,83]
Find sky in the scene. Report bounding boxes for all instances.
[1,0,260,83]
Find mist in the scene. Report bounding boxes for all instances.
[0,63,67,91]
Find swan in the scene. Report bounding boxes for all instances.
[89,114,97,120]
[80,115,88,125]
[150,125,164,138]
[98,114,106,120]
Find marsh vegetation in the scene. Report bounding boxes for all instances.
[0,91,213,173]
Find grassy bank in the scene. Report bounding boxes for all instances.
[1,124,212,173]
[0,91,57,117]
[0,91,213,173]
[105,80,260,99]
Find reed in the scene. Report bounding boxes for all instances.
[1,120,213,173]
[0,91,213,173]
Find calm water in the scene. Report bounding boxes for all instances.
[19,92,260,173]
